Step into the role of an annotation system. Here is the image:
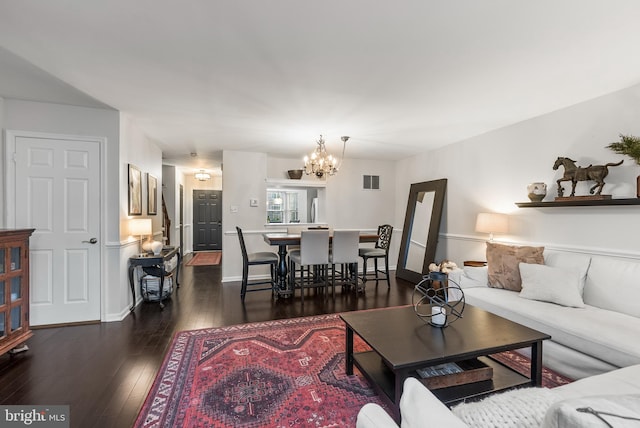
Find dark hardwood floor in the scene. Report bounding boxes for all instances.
[0,257,416,427]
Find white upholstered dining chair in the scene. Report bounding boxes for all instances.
[288,230,330,304]
[329,230,360,295]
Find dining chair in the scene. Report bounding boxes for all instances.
[236,226,278,302]
[287,226,307,234]
[359,224,393,287]
[286,225,306,253]
[329,230,360,295]
[289,230,330,304]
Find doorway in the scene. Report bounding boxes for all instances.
[193,190,222,251]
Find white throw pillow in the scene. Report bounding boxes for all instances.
[519,263,585,308]
[541,394,640,428]
[543,251,591,295]
[460,266,489,288]
[400,377,468,428]
[452,387,559,428]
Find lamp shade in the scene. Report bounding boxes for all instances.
[129,218,152,236]
[475,213,508,235]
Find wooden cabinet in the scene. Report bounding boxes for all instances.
[0,229,34,356]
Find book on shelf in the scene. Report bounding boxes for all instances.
[416,362,463,379]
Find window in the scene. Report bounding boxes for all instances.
[267,190,299,223]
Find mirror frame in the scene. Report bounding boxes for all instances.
[396,178,447,283]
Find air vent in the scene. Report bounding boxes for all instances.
[363,175,380,190]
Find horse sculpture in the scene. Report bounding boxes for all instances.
[553,157,623,197]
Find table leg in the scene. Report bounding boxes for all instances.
[128,264,136,312]
[349,262,360,291]
[394,372,404,406]
[276,244,292,297]
[159,271,165,310]
[531,341,543,386]
[345,326,354,375]
[175,252,181,288]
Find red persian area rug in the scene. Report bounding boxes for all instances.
[185,251,222,266]
[490,350,572,388]
[134,314,389,428]
[135,314,573,428]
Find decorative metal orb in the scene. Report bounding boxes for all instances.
[412,272,465,328]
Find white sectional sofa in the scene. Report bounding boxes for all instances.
[449,248,640,380]
[356,245,640,427]
[357,364,640,428]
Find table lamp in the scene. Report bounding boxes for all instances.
[475,212,508,242]
[130,218,152,257]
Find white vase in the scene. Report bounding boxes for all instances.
[150,240,163,256]
[141,238,154,253]
[527,182,547,202]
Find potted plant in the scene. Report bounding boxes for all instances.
[607,134,640,197]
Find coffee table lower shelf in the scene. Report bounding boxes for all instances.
[353,351,532,407]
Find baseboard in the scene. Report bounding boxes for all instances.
[31,319,101,329]
[105,300,140,322]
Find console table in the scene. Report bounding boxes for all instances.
[128,247,181,311]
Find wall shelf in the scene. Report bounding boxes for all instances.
[265,178,326,188]
[516,198,640,208]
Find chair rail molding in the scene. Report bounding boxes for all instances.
[442,232,640,261]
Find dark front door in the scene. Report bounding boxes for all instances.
[193,190,222,251]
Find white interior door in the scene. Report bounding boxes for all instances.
[11,133,101,326]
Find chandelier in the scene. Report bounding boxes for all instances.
[194,169,211,181]
[303,135,349,178]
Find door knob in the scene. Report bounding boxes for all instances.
[82,238,98,244]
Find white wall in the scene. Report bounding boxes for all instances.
[396,82,640,267]
[267,157,304,180]
[222,151,269,281]
[119,113,163,240]
[117,113,163,318]
[323,158,396,231]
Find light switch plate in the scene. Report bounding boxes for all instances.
[250,198,259,207]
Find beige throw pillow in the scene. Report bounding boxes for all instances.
[486,242,544,291]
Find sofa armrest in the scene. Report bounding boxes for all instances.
[356,403,398,428]
[400,378,468,428]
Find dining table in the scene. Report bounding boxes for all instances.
[263,231,380,297]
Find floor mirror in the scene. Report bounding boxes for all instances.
[396,179,447,283]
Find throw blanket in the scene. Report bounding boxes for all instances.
[452,387,560,428]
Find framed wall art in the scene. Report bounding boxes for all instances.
[128,164,142,216]
[147,173,158,215]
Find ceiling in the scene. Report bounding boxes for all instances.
[1,1,640,172]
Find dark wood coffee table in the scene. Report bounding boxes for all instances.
[340,305,550,411]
